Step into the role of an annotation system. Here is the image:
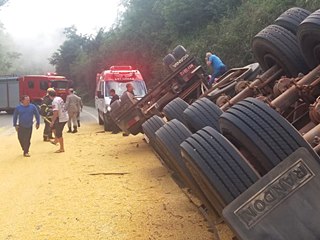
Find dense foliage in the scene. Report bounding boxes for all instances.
[1,0,319,101]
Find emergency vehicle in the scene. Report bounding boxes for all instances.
[0,73,71,114]
[95,66,147,131]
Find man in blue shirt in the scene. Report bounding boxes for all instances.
[13,95,40,157]
[206,52,227,86]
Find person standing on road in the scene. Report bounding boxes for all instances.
[110,89,119,105]
[109,89,120,134]
[40,88,55,141]
[205,51,227,86]
[74,91,83,128]
[49,90,68,153]
[65,88,81,133]
[120,84,137,136]
[121,83,137,104]
[13,95,40,157]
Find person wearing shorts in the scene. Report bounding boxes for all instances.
[48,90,68,153]
[53,120,67,139]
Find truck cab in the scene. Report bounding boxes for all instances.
[95,66,147,131]
[19,74,70,104]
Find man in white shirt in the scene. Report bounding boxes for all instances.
[48,90,68,153]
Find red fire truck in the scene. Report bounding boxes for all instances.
[95,66,147,131]
[0,73,71,113]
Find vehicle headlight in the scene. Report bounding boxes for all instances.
[107,106,112,112]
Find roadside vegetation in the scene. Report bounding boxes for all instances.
[0,0,319,102]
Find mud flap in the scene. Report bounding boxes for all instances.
[223,147,320,240]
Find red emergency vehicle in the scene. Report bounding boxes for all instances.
[0,73,71,114]
[19,73,70,104]
[95,66,147,131]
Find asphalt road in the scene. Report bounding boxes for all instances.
[0,106,98,136]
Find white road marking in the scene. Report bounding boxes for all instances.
[83,109,98,122]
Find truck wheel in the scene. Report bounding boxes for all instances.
[183,97,223,133]
[156,120,214,208]
[142,116,173,170]
[219,97,317,175]
[274,7,311,34]
[163,54,176,66]
[297,9,320,69]
[163,97,189,124]
[142,115,165,146]
[103,113,111,131]
[172,45,187,60]
[181,126,259,210]
[155,119,198,189]
[252,24,309,76]
[98,110,103,125]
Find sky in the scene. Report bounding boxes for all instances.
[0,0,122,73]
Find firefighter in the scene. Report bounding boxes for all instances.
[40,88,55,141]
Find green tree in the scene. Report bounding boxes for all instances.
[50,0,320,101]
[49,26,90,79]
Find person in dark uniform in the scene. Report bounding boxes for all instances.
[109,89,120,134]
[110,89,119,105]
[40,88,55,141]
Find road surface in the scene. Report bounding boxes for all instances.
[0,106,98,136]
[0,106,228,239]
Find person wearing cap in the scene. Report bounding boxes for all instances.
[40,88,55,141]
[205,51,227,86]
[65,88,82,133]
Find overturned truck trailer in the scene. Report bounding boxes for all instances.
[142,7,320,240]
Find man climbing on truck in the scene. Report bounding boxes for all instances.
[206,51,227,86]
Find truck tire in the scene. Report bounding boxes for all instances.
[103,113,111,131]
[274,7,311,34]
[163,54,176,66]
[297,9,320,69]
[142,115,165,146]
[156,120,213,208]
[219,97,317,175]
[155,119,197,189]
[183,98,223,133]
[163,97,189,124]
[181,126,259,209]
[252,24,309,76]
[172,45,187,60]
[98,110,103,125]
[142,115,170,168]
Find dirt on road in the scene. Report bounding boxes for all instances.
[0,122,234,240]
